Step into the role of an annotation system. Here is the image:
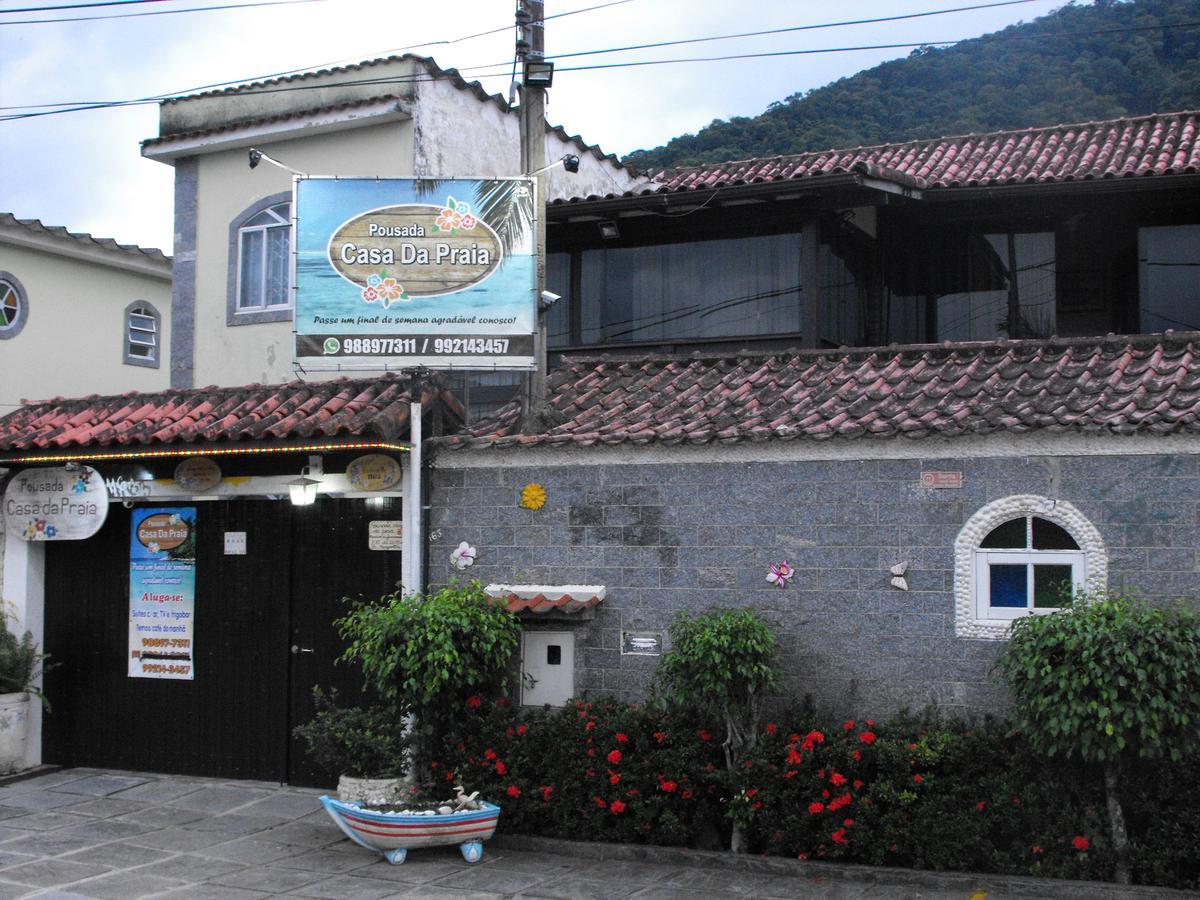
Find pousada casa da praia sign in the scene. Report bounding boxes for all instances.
[295,178,537,370]
[2,466,108,541]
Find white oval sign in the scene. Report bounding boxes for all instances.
[327,200,503,299]
[2,466,109,541]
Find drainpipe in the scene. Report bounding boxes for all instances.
[406,373,424,597]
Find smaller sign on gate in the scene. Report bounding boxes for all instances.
[368,521,403,551]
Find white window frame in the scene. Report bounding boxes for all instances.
[127,305,157,360]
[235,203,291,313]
[973,549,1085,621]
[953,495,1107,640]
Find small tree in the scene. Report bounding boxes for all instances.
[335,580,520,783]
[655,607,780,851]
[996,592,1200,884]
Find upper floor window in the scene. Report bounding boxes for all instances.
[0,273,29,340]
[236,203,290,312]
[125,301,160,368]
[1139,224,1200,332]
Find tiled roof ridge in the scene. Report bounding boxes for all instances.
[0,212,171,265]
[142,92,407,149]
[554,331,1200,368]
[12,371,419,412]
[155,54,631,171]
[651,109,1198,181]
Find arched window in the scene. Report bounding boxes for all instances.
[235,202,290,312]
[0,273,29,340]
[125,301,160,367]
[954,495,1107,639]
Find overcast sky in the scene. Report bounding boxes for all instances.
[0,0,1071,252]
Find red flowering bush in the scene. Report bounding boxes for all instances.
[436,698,724,847]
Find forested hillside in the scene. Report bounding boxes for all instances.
[623,0,1200,172]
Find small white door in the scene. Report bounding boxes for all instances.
[521,631,574,707]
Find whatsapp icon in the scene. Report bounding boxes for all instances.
[323,338,341,355]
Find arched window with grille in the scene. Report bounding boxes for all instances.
[954,495,1107,639]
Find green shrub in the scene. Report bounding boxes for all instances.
[335,580,520,778]
[0,618,48,707]
[996,592,1200,883]
[291,687,408,779]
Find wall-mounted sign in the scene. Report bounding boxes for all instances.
[129,507,196,680]
[2,466,108,541]
[921,471,963,489]
[368,521,403,551]
[224,531,247,555]
[346,454,402,492]
[294,177,537,370]
[174,457,222,493]
[622,631,663,656]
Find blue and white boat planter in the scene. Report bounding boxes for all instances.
[320,795,500,864]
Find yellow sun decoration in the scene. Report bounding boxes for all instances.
[520,483,547,510]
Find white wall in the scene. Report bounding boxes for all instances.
[0,240,171,409]
[190,120,415,387]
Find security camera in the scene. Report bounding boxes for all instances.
[539,290,561,311]
[248,148,263,169]
[122,499,134,509]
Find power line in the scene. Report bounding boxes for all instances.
[0,0,329,25]
[5,15,1199,122]
[543,0,1049,63]
[3,0,182,11]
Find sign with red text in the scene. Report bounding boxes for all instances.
[129,507,196,680]
[920,471,963,489]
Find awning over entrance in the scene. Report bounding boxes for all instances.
[0,373,461,462]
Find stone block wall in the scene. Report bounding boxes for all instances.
[426,451,1200,717]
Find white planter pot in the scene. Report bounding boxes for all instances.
[0,693,29,775]
[337,774,403,806]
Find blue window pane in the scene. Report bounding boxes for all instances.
[989,564,1027,608]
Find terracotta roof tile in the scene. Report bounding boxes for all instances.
[440,335,1200,452]
[556,111,1200,205]
[0,374,461,452]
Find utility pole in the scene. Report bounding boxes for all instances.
[517,0,548,427]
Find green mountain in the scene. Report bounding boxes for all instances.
[623,0,1200,172]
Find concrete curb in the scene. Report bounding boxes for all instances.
[489,834,1193,899]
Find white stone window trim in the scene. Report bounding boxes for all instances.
[954,494,1107,640]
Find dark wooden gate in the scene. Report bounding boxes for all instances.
[43,496,403,786]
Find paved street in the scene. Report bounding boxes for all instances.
[0,769,1182,899]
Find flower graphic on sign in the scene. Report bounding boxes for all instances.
[451,541,477,570]
[766,561,796,588]
[434,197,474,235]
[376,277,409,308]
[362,286,379,303]
[367,273,381,288]
[520,483,547,510]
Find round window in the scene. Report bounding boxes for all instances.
[0,275,28,339]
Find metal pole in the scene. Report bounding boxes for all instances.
[518,0,549,426]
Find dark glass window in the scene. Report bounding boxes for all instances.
[580,233,801,344]
[886,231,1055,343]
[546,252,571,348]
[1139,225,1200,332]
[980,518,1027,548]
[1032,517,1079,550]
[989,564,1028,607]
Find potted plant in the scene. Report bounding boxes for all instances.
[292,687,409,805]
[0,617,49,775]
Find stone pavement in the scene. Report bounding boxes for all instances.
[0,768,1184,899]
